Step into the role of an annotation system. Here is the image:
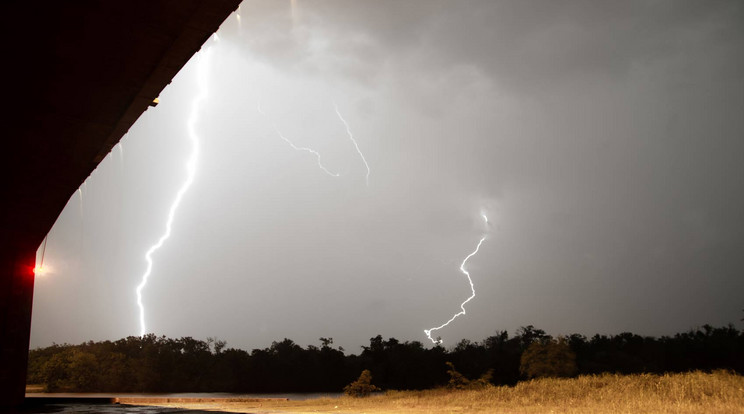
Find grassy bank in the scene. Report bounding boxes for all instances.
[130,370,744,413]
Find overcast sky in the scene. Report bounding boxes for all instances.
[31,0,744,353]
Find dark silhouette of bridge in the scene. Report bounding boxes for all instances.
[1,0,241,406]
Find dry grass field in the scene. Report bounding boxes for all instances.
[129,370,744,414]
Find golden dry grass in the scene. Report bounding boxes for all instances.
[131,370,744,414]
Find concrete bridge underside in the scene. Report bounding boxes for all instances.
[1,0,241,406]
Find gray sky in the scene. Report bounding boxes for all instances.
[31,0,744,353]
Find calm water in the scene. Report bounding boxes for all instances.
[26,392,342,401]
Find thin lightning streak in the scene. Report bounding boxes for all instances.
[135,49,210,337]
[40,235,48,268]
[34,234,49,276]
[334,103,370,186]
[258,105,340,177]
[78,187,84,242]
[77,188,83,217]
[77,187,85,276]
[424,214,489,345]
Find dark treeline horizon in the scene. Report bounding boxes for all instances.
[27,324,744,393]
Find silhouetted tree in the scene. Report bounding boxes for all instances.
[516,325,551,350]
[25,324,744,393]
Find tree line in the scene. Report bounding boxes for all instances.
[27,324,743,393]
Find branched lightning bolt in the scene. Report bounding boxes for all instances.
[258,104,340,177]
[135,49,210,337]
[424,214,489,345]
[334,103,370,186]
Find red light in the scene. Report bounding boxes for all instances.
[33,265,50,277]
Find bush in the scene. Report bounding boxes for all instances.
[446,362,470,389]
[446,362,492,389]
[520,337,578,379]
[344,369,380,397]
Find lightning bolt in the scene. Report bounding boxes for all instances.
[77,188,83,217]
[258,104,340,177]
[424,213,489,345]
[78,187,85,261]
[135,49,210,337]
[334,103,370,186]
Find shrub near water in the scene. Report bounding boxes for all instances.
[343,369,380,397]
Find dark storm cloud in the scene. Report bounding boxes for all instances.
[239,0,744,93]
[31,1,744,351]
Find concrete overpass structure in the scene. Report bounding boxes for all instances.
[1,0,242,406]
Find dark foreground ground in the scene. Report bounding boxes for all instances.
[6,403,224,414]
[3,397,287,414]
